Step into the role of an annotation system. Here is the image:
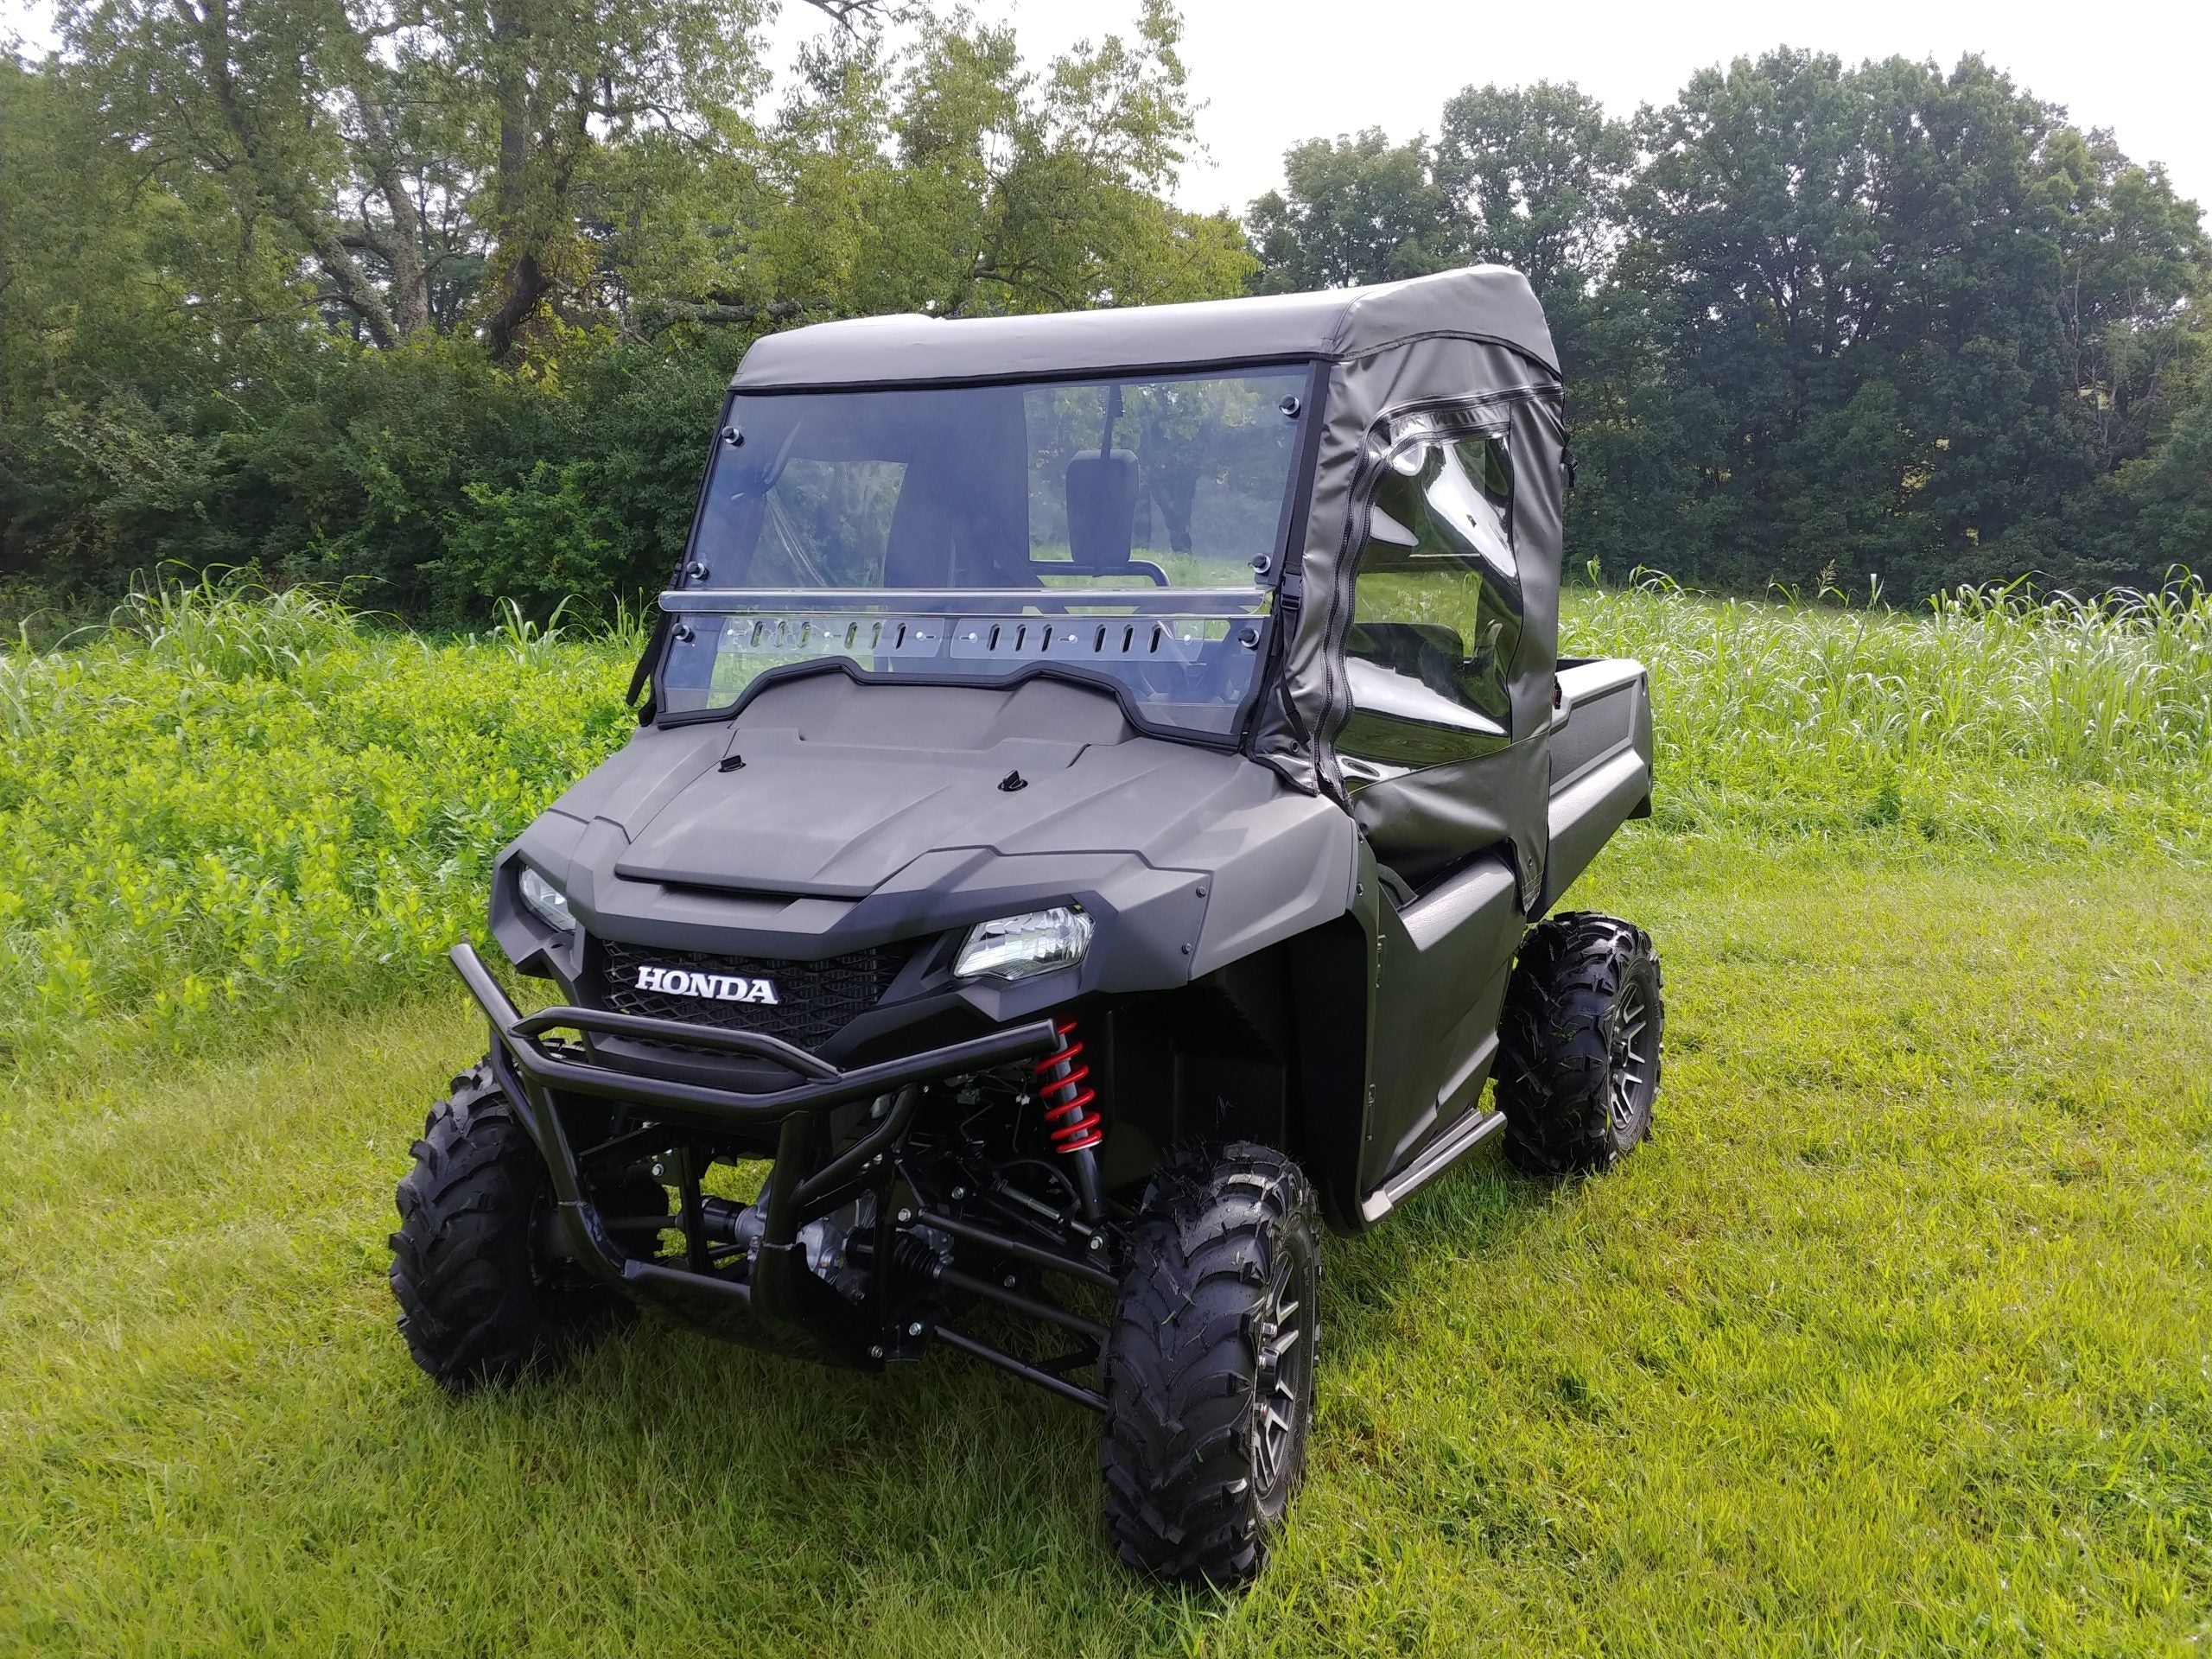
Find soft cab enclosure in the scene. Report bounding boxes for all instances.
[492,265,1654,1231]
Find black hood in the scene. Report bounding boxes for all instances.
[611,682,1255,898]
[503,671,1358,998]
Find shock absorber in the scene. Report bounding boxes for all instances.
[1034,1017,1105,1220]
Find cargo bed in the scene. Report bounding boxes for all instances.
[1543,657,1655,910]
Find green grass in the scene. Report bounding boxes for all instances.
[4,574,2212,1653]
[7,842,2209,1655]
[4,573,2204,1068]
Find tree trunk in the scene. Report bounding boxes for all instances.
[178,0,403,346]
[480,0,552,359]
[339,52,432,337]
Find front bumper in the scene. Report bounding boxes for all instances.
[450,940,1062,1370]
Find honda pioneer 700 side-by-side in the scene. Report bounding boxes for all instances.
[390,264,1662,1585]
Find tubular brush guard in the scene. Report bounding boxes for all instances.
[448,941,1067,1375]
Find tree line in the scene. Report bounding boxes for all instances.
[1251,65,2209,597]
[0,3,2203,627]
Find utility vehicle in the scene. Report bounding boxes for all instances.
[391,265,1662,1585]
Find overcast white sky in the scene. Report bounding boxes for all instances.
[8,0,2206,221]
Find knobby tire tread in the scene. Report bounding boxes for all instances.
[1100,1143,1319,1586]
[389,1059,630,1392]
[1495,911,1663,1176]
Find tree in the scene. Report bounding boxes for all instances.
[622,1,1250,337]
[1428,79,1644,536]
[2108,363,2212,569]
[2037,124,2208,475]
[803,2,1248,319]
[1433,82,1632,308]
[3,2,1258,620]
[54,0,874,356]
[1247,129,1457,293]
[1,42,305,591]
[1619,49,2209,590]
[1249,49,2209,594]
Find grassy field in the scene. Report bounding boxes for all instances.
[4,578,2211,1654]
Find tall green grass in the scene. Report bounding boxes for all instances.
[0,577,639,1065]
[1561,574,2212,848]
[0,572,2204,1066]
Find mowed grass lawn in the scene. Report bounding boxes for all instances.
[7,834,2210,1656]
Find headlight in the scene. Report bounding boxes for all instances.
[518,865,577,932]
[954,906,1093,982]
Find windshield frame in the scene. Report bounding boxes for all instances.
[651,360,1329,751]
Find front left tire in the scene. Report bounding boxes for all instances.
[1100,1143,1320,1586]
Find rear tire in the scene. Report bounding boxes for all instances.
[1496,912,1663,1176]
[1100,1144,1320,1586]
[389,1060,633,1392]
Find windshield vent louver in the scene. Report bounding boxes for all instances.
[946,616,1225,664]
[693,611,1235,666]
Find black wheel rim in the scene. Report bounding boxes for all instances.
[1608,976,1657,1137]
[1249,1239,1314,1503]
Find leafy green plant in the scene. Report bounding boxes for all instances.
[113,569,360,681]
[0,588,634,1064]
[0,577,2204,1067]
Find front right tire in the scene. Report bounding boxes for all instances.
[389,1059,634,1391]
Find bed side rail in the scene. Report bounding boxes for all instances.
[1541,658,1654,911]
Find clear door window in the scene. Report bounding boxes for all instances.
[1339,432,1522,769]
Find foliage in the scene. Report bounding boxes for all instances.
[7,15,2209,614]
[1562,570,2212,847]
[114,569,361,681]
[0,580,639,1065]
[1429,80,1635,386]
[1252,53,2212,597]
[1433,84,1635,306]
[57,0,779,355]
[1247,129,1456,293]
[0,577,2205,1068]
[0,3,1250,622]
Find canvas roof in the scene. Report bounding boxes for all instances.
[728,265,1559,391]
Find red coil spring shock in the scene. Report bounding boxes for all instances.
[1034,1019,1102,1154]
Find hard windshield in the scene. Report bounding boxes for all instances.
[658,366,1311,739]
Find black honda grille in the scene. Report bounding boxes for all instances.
[596,939,912,1052]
